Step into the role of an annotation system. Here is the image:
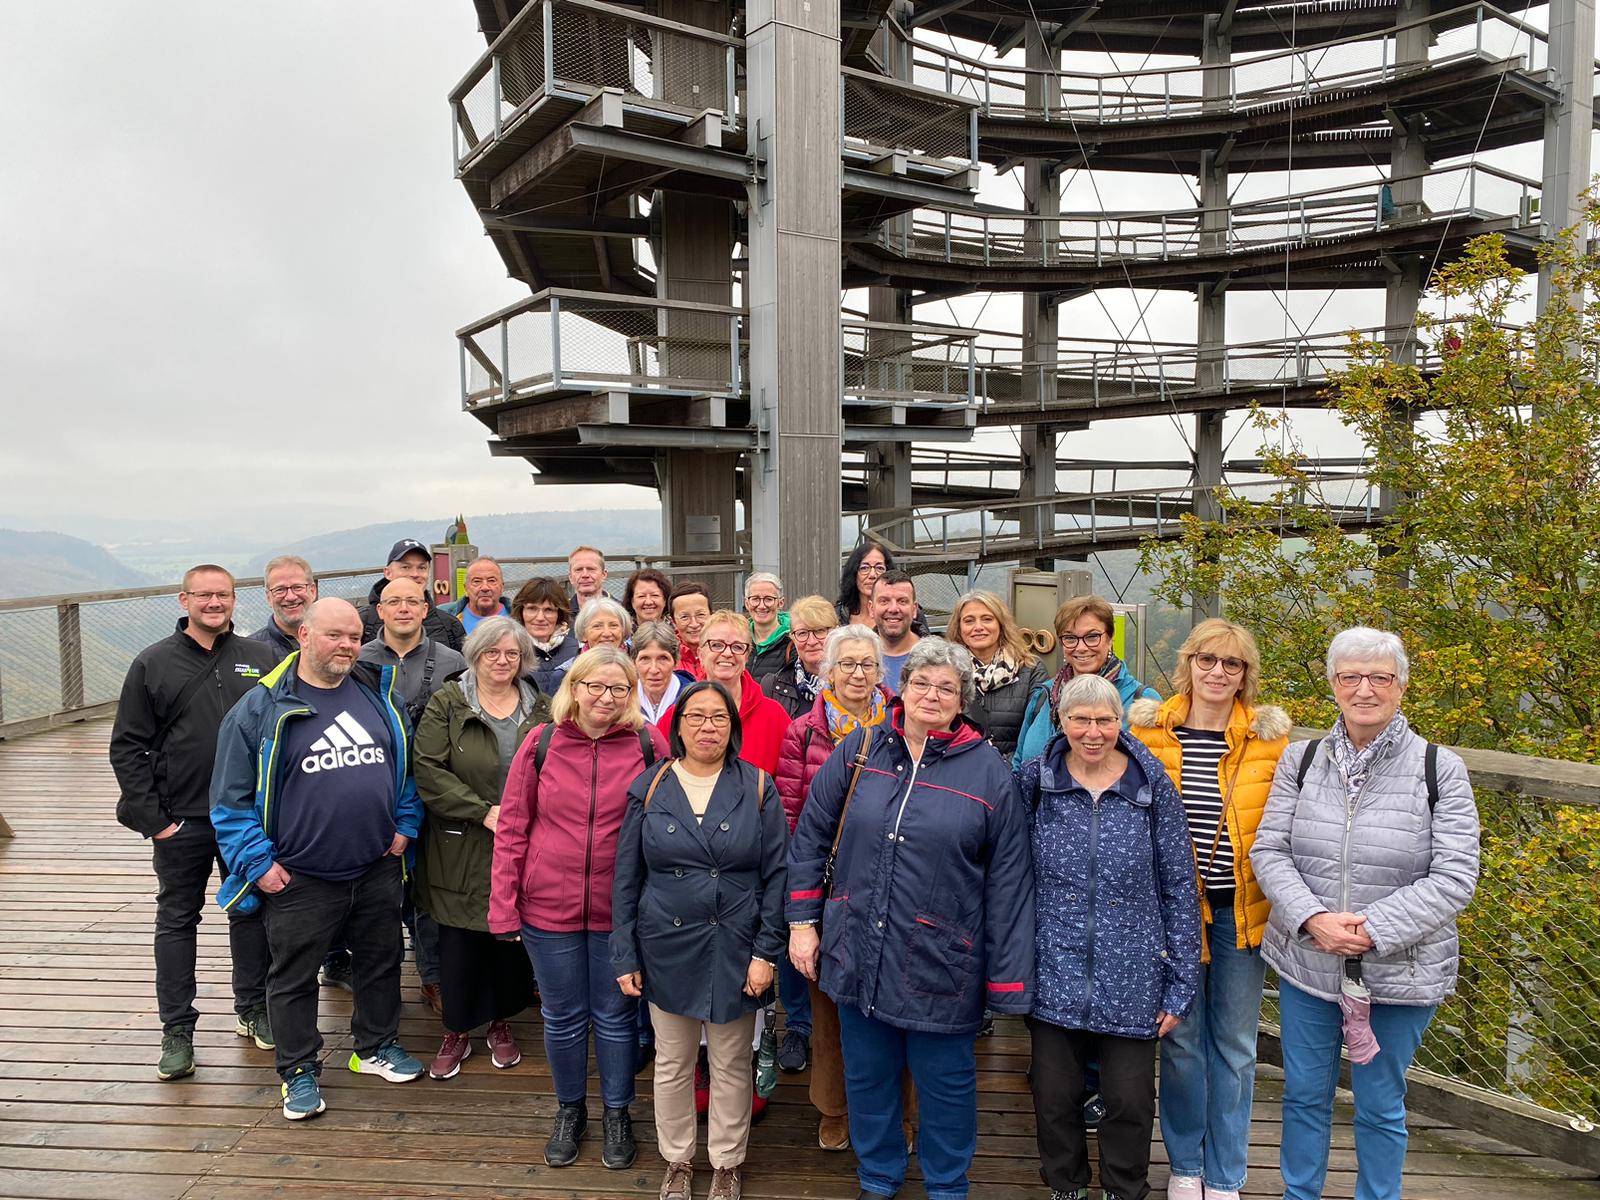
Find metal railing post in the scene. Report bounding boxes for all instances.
[542,0,556,95]
[549,297,563,388]
[491,55,503,137]
[499,322,511,404]
[57,603,83,713]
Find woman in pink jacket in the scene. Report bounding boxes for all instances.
[490,646,668,1173]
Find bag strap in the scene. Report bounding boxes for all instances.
[533,722,557,773]
[1201,756,1247,881]
[419,640,438,697]
[638,727,657,768]
[1423,741,1440,812]
[1294,738,1323,790]
[641,760,674,810]
[827,726,875,870]
[756,767,768,812]
[152,656,223,755]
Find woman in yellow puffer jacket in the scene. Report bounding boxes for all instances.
[1128,618,1289,1200]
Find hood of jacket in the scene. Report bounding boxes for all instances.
[1127,694,1291,742]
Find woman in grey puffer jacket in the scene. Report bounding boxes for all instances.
[1252,627,1479,1200]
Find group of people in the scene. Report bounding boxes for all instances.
[110,539,1481,1200]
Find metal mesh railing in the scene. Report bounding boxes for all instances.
[452,0,741,170]
[842,69,975,163]
[841,319,976,407]
[459,290,745,409]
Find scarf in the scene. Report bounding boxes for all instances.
[638,672,683,726]
[1047,651,1129,728]
[1329,710,1410,801]
[528,625,570,655]
[822,686,888,742]
[794,657,825,703]
[972,649,1020,696]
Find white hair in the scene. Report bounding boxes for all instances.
[820,625,883,675]
[744,571,785,597]
[1057,672,1123,723]
[575,596,634,642]
[1326,626,1409,686]
[902,637,976,707]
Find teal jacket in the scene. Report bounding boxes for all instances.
[209,652,422,914]
[1012,664,1160,768]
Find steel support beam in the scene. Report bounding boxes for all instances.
[746,0,843,598]
[1540,0,1596,312]
[1018,24,1061,571]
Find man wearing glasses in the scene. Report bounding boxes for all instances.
[111,564,279,1082]
[249,555,319,662]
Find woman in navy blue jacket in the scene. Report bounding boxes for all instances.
[1016,672,1201,1200]
[787,638,1034,1200]
[611,681,788,1200]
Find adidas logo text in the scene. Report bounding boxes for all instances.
[300,711,386,774]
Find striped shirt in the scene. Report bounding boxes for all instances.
[1173,726,1234,890]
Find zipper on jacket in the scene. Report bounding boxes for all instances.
[890,756,922,841]
[1339,773,1371,915]
[581,739,599,929]
[1082,791,1100,1026]
[260,706,311,838]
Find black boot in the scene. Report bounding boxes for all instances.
[601,1104,637,1169]
[544,1099,587,1167]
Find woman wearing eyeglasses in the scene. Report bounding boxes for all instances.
[1126,619,1289,1200]
[1252,628,1478,1200]
[489,646,669,1172]
[757,595,839,720]
[1018,672,1201,1200]
[788,638,1035,1200]
[659,611,791,774]
[612,681,789,1200]
[1014,595,1160,767]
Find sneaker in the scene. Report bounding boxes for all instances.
[1167,1177,1204,1200]
[156,1030,194,1081]
[486,1019,522,1069]
[694,1046,710,1115]
[429,1031,471,1080]
[1049,1191,1086,1200]
[707,1165,742,1200]
[601,1105,637,1169]
[281,1067,325,1120]
[545,1100,587,1167]
[659,1161,694,1200]
[818,1114,850,1150]
[778,1028,810,1073]
[1204,1190,1241,1200]
[348,1038,424,1082]
[318,953,354,992]
[419,982,443,1014]
[1082,1091,1106,1130]
[235,1005,274,1051]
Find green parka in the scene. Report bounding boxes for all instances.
[414,673,549,930]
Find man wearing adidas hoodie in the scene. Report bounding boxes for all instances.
[212,598,426,1120]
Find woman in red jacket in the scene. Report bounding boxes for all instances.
[659,611,790,774]
[489,646,669,1173]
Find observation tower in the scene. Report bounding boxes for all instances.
[448,0,1595,600]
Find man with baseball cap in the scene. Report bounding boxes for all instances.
[360,539,464,653]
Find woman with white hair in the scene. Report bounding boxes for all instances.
[787,638,1034,1200]
[1017,672,1201,1200]
[744,572,791,679]
[1252,627,1479,1200]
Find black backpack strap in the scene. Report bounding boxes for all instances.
[420,641,438,696]
[638,727,656,768]
[152,657,223,755]
[533,722,557,773]
[1295,738,1323,790]
[1423,741,1440,811]
[756,767,768,811]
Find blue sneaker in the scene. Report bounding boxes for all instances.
[281,1068,325,1120]
[348,1038,423,1082]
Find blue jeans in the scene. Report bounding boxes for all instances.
[1158,901,1269,1191]
[1278,979,1436,1200]
[522,927,637,1109]
[778,957,812,1037]
[837,1004,976,1200]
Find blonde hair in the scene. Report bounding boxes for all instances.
[550,645,644,729]
[701,609,753,643]
[1175,618,1262,709]
[787,594,838,632]
[945,590,1037,668]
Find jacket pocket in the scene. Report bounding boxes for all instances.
[819,894,856,988]
[902,912,976,1000]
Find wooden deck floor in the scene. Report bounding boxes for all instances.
[1,721,1595,1200]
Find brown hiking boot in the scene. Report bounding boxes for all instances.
[659,1160,694,1199]
[419,983,443,1014]
[818,1114,850,1150]
[707,1165,742,1200]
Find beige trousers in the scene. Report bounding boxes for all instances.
[650,1003,757,1169]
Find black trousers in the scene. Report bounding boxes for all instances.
[1028,1016,1158,1200]
[151,819,269,1034]
[260,855,403,1079]
[436,922,535,1033]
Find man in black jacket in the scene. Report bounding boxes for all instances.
[359,539,464,653]
[249,554,317,661]
[110,564,279,1082]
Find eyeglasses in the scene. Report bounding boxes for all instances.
[1334,671,1398,690]
[481,649,522,662]
[856,562,887,577]
[682,712,731,729]
[703,638,751,656]
[578,681,631,700]
[265,584,311,599]
[835,659,879,676]
[745,594,781,607]
[1065,714,1119,733]
[1059,631,1106,649]
[185,591,234,603]
[1194,652,1246,676]
[379,598,425,610]
[904,679,959,701]
[791,627,828,644]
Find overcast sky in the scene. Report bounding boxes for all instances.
[0,4,1578,550]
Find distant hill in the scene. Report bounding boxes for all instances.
[0,529,153,600]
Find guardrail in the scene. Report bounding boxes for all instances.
[841,66,978,164]
[0,555,750,740]
[909,2,1552,123]
[878,164,1540,269]
[841,318,977,409]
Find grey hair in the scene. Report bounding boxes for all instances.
[1056,672,1123,723]
[630,620,679,660]
[575,596,634,642]
[1326,626,1410,686]
[821,624,883,676]
[900,637,976,707]
[744,571,785,597]
[462,614,535,672]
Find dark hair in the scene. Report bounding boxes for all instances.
[669,580,712,615]
[874,569,915,597]
[623,568,674,620]
[835,541,897,617]
[511,576,568,625]
[668,680,743,763]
